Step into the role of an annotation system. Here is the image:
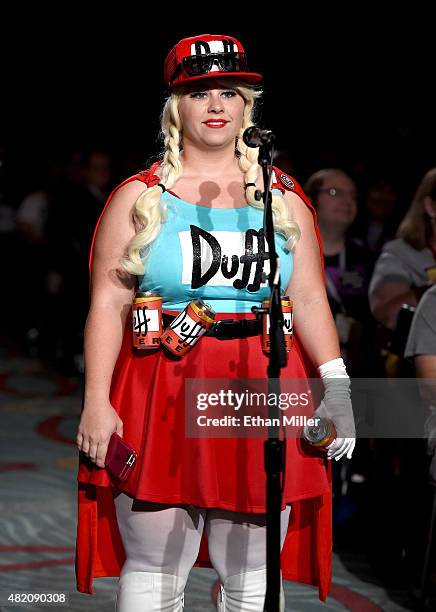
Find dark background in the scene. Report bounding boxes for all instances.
[2,15,435,204]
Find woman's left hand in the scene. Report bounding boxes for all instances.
[314,357,356,461]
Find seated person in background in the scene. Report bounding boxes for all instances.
[369,168,436,332]
[304,168,375,375]
[404,284,436,484]
[354,175,400,258]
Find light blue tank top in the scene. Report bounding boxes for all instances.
[137,189,293,313]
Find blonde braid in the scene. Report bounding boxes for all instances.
[159,94,183,188]
[120,93,184,275]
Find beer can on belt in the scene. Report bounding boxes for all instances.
[261,296,293,353]
[132,291,163,350]
[160,300,215,357]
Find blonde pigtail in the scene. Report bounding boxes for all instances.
[235,97,301,254]
[120,93,184,275]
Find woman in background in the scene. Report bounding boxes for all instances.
[369,168,436,332]
[304,168,374,376]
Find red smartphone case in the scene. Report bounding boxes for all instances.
[105,432,137,481]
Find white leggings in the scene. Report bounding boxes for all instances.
[114,491,292,585]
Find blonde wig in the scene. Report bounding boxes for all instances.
[120,78,301,276]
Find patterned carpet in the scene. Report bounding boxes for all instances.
[0,349,426,611]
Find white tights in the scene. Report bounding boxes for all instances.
[114,490,291,586]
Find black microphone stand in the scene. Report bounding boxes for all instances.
[251,134,288,612]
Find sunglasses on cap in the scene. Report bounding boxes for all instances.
[175,51,248,78]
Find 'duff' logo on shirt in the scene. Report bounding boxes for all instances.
[179,226,271,292]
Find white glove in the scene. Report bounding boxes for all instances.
[314,357,356,461]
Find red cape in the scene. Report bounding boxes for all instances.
[75,162,332,601]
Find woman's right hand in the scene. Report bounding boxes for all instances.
[76,400,123,468]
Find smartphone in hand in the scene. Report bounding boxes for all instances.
[105,432,137,481]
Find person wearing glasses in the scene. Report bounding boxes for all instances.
[304,169,374,376]
[75,34,355,611]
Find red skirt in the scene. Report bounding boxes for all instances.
[75,309,332,601]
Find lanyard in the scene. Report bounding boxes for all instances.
[324,247,347,314]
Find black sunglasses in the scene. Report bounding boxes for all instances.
[176,52,248,78]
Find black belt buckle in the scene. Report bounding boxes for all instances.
[211,319,240,340]
[211,319,258,340]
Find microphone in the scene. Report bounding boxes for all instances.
[242,126,275,148]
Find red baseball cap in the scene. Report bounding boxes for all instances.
[164,34,263,90]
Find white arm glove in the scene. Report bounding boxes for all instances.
[314,357,356,461]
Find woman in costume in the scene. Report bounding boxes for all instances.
[75,33,356,611]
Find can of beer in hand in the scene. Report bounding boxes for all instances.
[160,299,215,357]
[261,296,293,353]
[132,291,163,350]
[302,417,337,449]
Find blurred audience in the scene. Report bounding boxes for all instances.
[304,167,378,521]
[44,148,112,374]
[355,176,400,257]
[369,168,436,332]
[304,168,376,376]
[403,284,436,598]
[405,284,436,484]
[15,159,65,355]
